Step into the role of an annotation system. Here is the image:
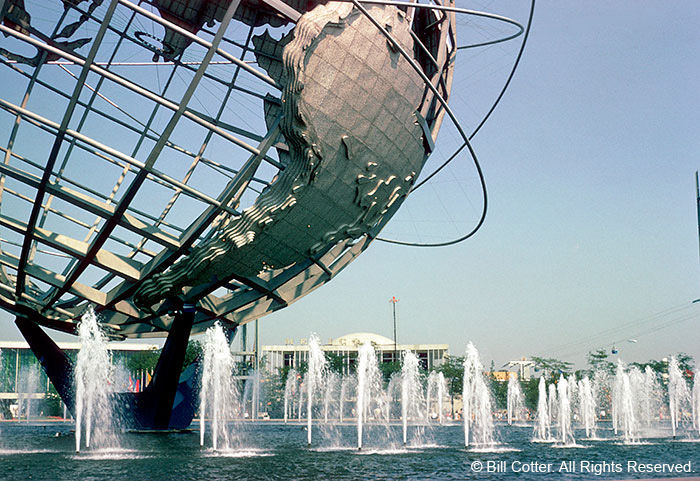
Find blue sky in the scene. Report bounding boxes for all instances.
[1,1,699,370]
[252,1,700,368]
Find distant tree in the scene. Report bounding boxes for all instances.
[631,352,695,380]
[675,352,695,378]
[587,349,615,375]
[325,352,345,376]
[295,360,308,377]
[183,339,202,371]
[125,339,203,376]
[521,378,540,411]
[264,366,293,419]
[126,347,160,373]
[490,377,508,410]
[530,356,573,381]
[379,361,401,382]
[434,355,464,416]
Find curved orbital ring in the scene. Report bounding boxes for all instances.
[349,0,537,248]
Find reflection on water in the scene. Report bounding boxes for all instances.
[0,422,698,480]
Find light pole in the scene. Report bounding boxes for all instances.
[390,296,399,362]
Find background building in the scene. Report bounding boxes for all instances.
[262,332,448,374]
[0,341,158,404]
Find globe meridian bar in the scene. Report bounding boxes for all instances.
[0,0,456,338]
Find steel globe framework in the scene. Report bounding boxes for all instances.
[0,0,526,340]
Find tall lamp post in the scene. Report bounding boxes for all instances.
[390,296,399,363]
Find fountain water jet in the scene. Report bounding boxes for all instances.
[577,376,596,438]
[305,335,327,447]
[640,367,661,429]
[462,342,494,448]
[241,369,261,420]
[199,322,240,450]
[427,371,447,424]
[612,360,639,443]
[339,376,354,423]
[557,376,574,445]
[668,356,690,438]
[356,341,383,450]
[401,351,423,446]
[18,364,40,422]
[74,306,120,453]
[547,383,558,429]
[533,377,551,441]
[284,369,298,424]
[506,374,524,425]
[692,372,700,436]
[323,372,339,423]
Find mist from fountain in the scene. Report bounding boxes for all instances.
[339,376,354,423]
[306,335,327,447]
[592,369,610,427]
[641,367,662,429]
[284,369,298,424]
[533,377,551,441]
[692,372,700,436]
[567,375,577,418]
[547,383,558,429]
[74,306,120,453]
[18,364,40,422]
[356,341,390,450]
[427,371,447,424]
[296,380,305,422]
[507,374,525,425]
[199,322,240,451]
[318,371,342,445]
[462,342,494,448]
[668,356,690,438]
[612,360,640,443]
[577,376,596,438]
[557,376,575,445]
[242,369,261,421]
[400,351,425,445]
[323,371,339,423]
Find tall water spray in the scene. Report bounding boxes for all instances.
[297,383,304,422]
[577,376,596,438]
[692,372,700,436]
[548,383,558,428]
[462,342,494,448]
[74,306,119,452]
[557,376,574,445]
[199,322,239,450]
[284,369,298,424]
[641,367,661,428]
[323,372,339,423]
[339,376,354,423]
[242,369,261,420]
[401,351,424,445]
[305,335,327,447]
[507,374,524,425]
[668,356,690,438]
[356,341,382,450]
[533,377,551,441]
[18,364,40,422]
[427,371,447,424]
[612,360,638,443]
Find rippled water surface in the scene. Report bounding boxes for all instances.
[1,422,699,480]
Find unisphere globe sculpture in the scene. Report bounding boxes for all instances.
[0,0,526,338]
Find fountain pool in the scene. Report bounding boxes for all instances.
[0,421,698,480]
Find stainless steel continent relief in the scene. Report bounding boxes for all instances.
[134,3,427,311]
